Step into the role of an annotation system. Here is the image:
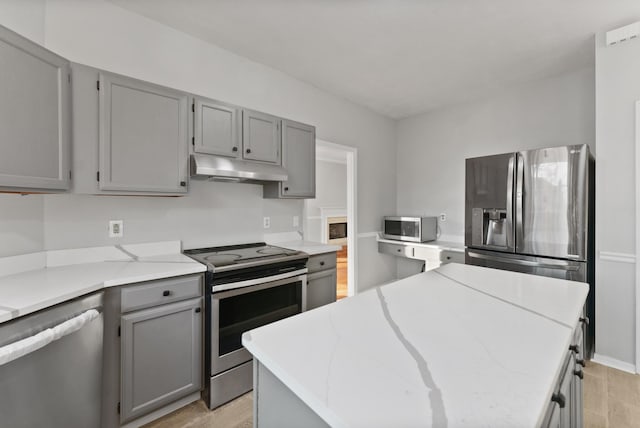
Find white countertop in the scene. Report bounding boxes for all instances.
[377,237,465,252]
[276,240,342,256]
[243,263,588,428]
[0,241,205,324]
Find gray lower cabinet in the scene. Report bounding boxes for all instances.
[0,24,71,192]
[71,63,190,195]
[193,97,241,158]
[264,119,316,199]
[306,252,337,310]
[101,274,203,427]
[541,323,584,428]
[120,297,202,423]
[242,109,281,164]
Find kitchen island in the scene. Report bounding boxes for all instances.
[242,263,588,427]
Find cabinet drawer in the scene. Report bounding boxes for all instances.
[121,274,202,313]
[378,242,414,258]
[440,250,464,264]
[307,252,337,273]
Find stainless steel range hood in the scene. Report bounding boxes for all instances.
[190,154,288,183]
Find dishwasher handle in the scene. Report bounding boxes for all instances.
[0,308,100,367]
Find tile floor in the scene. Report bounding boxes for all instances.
[147,361,639,427]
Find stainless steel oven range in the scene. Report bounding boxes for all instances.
[184,243,308,409]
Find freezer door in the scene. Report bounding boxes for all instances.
[515,145,589,260]
[465,249,586,282]
[465,153,515,252]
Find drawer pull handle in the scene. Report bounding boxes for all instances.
[551,392,566,408]
[569,344,579,353]
[320,261,325,266]
[162,290,172,297]
[574,369,584,380]
[576,359,586,367]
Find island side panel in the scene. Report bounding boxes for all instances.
[255,360,330,428]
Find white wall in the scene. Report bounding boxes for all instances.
[396,67,595,243]
[594,30,640,367]
[305,160,347,242]
[0,0,397,289]
[0,0,45,44]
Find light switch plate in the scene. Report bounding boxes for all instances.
[109,220,124,238]
[263,217,271,229]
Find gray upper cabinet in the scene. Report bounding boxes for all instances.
[242,109,280,164]
[99,72,189,193]
[0,25,71,192]
[194,97,240,158]
[120,297,202,423]
[264,119,315,198]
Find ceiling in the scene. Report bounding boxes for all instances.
[110,0,640,119]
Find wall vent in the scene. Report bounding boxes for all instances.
[606,22,640,46]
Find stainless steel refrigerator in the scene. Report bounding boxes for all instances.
[465,144,595,357]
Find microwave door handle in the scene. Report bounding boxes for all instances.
[506,156,514,250]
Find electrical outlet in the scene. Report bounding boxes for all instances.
[293,216,299,227]
[263,217,271,229]
[439,213,446,222]
[109,220,124,238]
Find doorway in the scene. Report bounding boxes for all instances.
[304,140,358,298]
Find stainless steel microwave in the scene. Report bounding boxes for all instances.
[382,216,437,242]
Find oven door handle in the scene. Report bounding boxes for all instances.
[212,268,308,293]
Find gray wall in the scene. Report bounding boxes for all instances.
[0,0,398,291]
[305,160,347,243]
[396,67,595,243]
[594,30,640,366]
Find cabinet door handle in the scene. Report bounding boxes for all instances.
[284,187,289,192]
[580,317,590,325]
[195,307,201,313]
[232,147,238,152]
[576,358,586,367]
[246,148,252,154]
[569,344,579,353]
[574,369,584,380]
[180,181,186,187]
[162,290,172,297]
[551,392,566,408]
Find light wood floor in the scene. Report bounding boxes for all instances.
[584,361,640,427]
[336,245,348,300]
[146,362,639,427]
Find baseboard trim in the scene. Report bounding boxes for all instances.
[592,353,637,374]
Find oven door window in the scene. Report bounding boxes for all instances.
[217,281,302,356]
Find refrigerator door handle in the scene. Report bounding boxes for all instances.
[467,251,580,271]
[506,156,514,249]
[515,154,524,251]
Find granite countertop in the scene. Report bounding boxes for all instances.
[243,263,588,427]
[377,237,465,252]
[0,241,206,324]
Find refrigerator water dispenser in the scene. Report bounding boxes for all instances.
[472,208,508,248]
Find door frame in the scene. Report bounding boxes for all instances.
[312,139,358,296]
[635,100,640,373]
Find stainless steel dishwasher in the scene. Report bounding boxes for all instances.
[0,291,103,428]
